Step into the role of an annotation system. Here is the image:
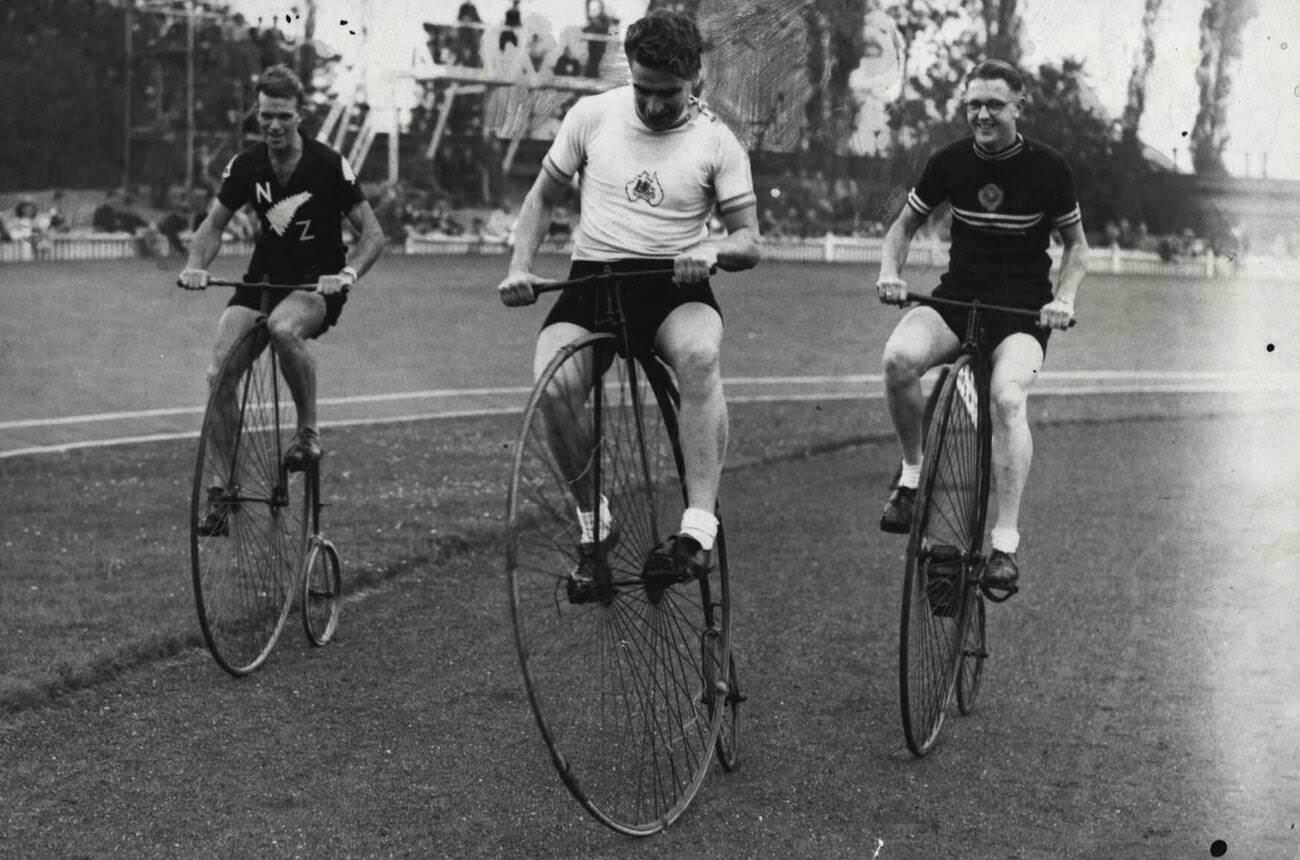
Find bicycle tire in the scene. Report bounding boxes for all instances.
[956,591,987,715]
[190,324,305,676]
[899,353,986,755]
[505,334,726,835]
[302,532,341,647]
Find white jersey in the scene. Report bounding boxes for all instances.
[542,86,756,261]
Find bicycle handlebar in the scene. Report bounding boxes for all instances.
[904,291,1077,328]
[531,265,697,296]
[196,278,319,290]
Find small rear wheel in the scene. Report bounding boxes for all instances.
[302,537,342,646]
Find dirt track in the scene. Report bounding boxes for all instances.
[4,412,1298,859]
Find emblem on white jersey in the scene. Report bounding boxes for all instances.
[626,171,665,207]
[978,183,1004,212]
[266,191,313,236]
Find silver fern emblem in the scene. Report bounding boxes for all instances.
[266,191,312,236]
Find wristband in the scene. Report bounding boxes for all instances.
[340,265,359,284]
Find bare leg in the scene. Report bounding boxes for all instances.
[988,334,1045,542]
[655,303,726,514]
[881,307,960,466]
[206,306,264,484]
[533,322,605,511]
[265,292,327,435]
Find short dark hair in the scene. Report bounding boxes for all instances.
[256,64,305,106]
[965,59,1024,94]
[623,10,703,80]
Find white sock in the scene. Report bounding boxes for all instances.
[898,458,923,489]
[679,507,718,551]
[577,496,613,544]
[990,527,1020,554]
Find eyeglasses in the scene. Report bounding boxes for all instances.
[964,99,1013,114]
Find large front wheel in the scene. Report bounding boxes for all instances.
[505,334,728,835]
[190,324,306,677]
[899,354,991,756]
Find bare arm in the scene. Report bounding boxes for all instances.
[183,200,236,273]
[497,170,571,305]
[712,205,761,272]
[877,205,926,284]
[341,199,386,280]
[875,205,927,304]
[1040,220,1089,328]
[1052,221,1089,304]
[508,170,570,277]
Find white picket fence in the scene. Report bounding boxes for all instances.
[2,231,1293,281]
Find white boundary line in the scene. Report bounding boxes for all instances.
[2,372,1295,460]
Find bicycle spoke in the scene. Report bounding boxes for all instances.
[507,336,726,834]
[900,357,984,755]
[191,327,305,676]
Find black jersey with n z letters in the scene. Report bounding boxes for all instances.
[906,134,1082,306]
[217,134,365,284]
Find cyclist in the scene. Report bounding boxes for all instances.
[497,9,760,581]
[873,59,1089,594]
[178,64,385,534]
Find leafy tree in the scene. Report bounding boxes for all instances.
[1190,0,1260,175]
[0,0,128,190]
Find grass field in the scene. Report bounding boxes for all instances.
[1,253,1297,710]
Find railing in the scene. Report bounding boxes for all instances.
[0,233,254,263]
[2,231,1290,281]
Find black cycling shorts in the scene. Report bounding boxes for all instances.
[227,278,346,338]
[930,285,1050,357]
[541,258,722,358]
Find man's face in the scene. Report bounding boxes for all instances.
[963,77,1020,151]
[630,61,695,132]
[257,93,302,153]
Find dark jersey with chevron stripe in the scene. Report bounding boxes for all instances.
[217,134,365,284]
[906,134,1082,307]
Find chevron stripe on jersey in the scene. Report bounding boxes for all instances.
[951,205,1044,233]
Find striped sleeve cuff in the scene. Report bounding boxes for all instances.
[906,189,933,217]
[1053,205,1082,229]
[541,156,574,184]
[718,190,757,215]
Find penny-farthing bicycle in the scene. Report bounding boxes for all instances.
[187,280,342,677]
[897,292,1071,756]
[504,266,743,835]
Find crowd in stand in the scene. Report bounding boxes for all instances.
[423,0,617,79]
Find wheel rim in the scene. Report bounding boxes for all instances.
[191,328,304,676]
[506,339,724,835]
[900,359,983,755]
[956,594,986,715]
[303,538,341,646]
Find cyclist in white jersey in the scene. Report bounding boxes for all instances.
[498,9,760,582]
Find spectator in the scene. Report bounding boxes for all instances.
[157,203,193,256]
[7,197,43,242]
[482,198,516,245]
[92,189,122,232]
[582,0,614,78]
[553,45,582,76]
[46,190,69,232]
[372,183,410,244]
[546,203,572,247]
[457,0,483,68]
[759,206,787,240]
[500,0,521,52]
